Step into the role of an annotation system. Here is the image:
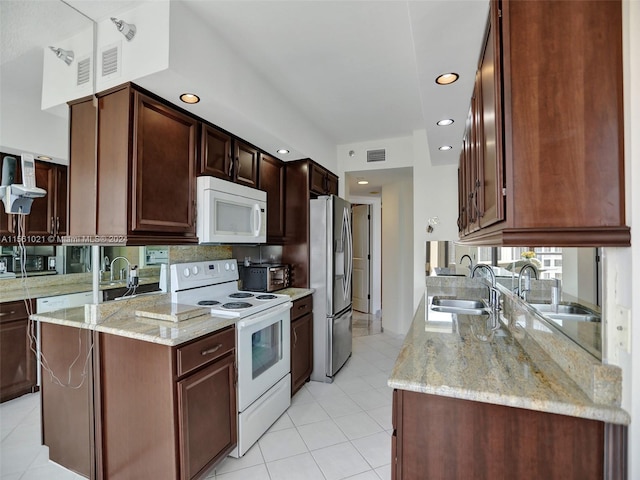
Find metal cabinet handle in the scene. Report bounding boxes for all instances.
[201,344,223,356]
[293,327,298,347]
[51,216,55,234]
[0,311,16,317]
[56,216,60,234]
[228,155,233,177]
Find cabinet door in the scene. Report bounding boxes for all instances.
[234,140,259,188]
[54,165,68,237]
[178,354,237,480]
[131,92,197,234]
[0,152,18,238]
[477,5,504,229]
[0,301,37,403]
[291,312,313,395]
[309,163,327,195]
[259,153,285,242]
[25,161,55,237]
[68,97,97,237]
[200,124,233,180]
[325,172,339,196]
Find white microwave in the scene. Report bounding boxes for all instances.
[197,176,267,244]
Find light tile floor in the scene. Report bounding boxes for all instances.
[1,317,403,480]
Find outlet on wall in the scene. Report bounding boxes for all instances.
[612,305,631,354]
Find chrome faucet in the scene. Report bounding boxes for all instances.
[109,256,131,283]
[460,254,474,272]
[518,264,538,302]
[471,263,501,312]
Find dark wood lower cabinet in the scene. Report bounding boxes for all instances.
[290,295,313,396]
[0,301,38,403]
[40,324,237,480]
[40,323,94,478]
[392,389,626,480]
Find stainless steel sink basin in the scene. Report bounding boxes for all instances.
[530,303,601,322]
[430,297,489,315]
[530,303,593,315]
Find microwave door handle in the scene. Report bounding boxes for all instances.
[253,204,262,236]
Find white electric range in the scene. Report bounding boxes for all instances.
[170,259,292,458]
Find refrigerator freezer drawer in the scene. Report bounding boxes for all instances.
[328,307,353,378]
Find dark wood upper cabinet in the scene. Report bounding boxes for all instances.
[68,83,198,245]
[199,123,233,179]
[68,97,97,238]
[0,153,67,244]
[259,153,286,243]
[459,0,629,247]
[131,91,197,234]
[199,123,258,188]
[309,162,338,196]
[234,140,259,188]
[282,159,339,287]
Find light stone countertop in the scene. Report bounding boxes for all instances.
[275,287,314,302]
[31,301,237,346]
[30,286,314,347]
[1,275,160,303]
[388,293,630,425]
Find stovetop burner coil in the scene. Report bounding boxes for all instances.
[256,294,277,300]
[222,302,252,309]
[197,300,221,306]
[229,292,254,299]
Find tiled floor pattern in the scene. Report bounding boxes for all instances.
[1,328,403,480]
[352,311,383,337]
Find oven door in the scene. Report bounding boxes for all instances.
[236,301,291,411]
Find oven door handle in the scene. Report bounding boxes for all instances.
[236,301,292,329]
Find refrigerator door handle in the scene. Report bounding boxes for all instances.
[342,206,353,302]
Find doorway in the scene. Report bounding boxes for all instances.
[352,204,371,313]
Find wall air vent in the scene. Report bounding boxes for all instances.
[101,44,121,78]
[367,149,386,163]
[76,57,91,86]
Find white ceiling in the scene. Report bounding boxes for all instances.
[1,0,489,183]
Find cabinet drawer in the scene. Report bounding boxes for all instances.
[291,295,313,321]
[177,327,235,377]
[0,301,28,324]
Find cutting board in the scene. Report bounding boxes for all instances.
[135,304,211,322]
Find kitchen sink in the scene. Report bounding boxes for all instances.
[430,296,489,315]
[530,303,601,322]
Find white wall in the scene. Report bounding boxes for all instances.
[381,178,414,334]
[562,248,597,305]
[1,52,69,163]
[412,129,459,313]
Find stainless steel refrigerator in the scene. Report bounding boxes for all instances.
[310,195,353,383]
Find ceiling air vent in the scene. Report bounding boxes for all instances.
[101,44,120,78]
[367,149,386,163]
[76,57,91,86]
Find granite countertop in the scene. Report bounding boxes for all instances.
[31,299,238,347]
[30,287,313,347]
[1,276,160,303]
[276,287,314,302]
[388,293,630,425]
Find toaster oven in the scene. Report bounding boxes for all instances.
[239,264,290,292]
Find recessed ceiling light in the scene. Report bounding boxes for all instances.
[36,155,52,160]
[437,119,454,126]
[439,145,453,151]
[180,93,200,104]
[435,73,459,85]
[357,180,369,185]
[277,149,289,154]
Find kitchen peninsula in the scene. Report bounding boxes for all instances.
[30,285,312,480]
[388,277,628,480]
